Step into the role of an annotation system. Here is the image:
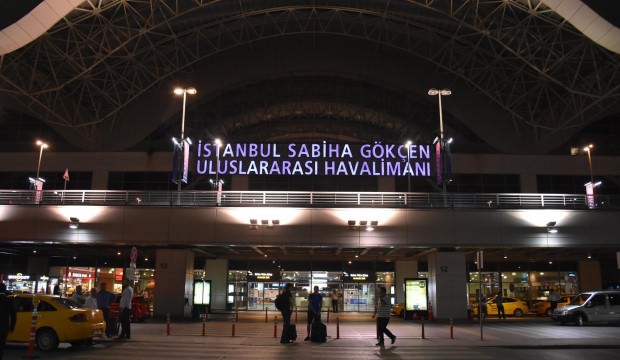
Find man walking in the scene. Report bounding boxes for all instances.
[372,286,395,347]
[0,283,17,360]
[118,279,133,340]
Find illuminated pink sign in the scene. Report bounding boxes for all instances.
[195,142,434,176]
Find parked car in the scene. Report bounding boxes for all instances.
[7,294,105,351]
[552,290,620,326]
[534,295,575,316]
[109,295,151,322]
[472,296,529,317]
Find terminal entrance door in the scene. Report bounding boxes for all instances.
[342,283,375,312]
[248,282,280,310]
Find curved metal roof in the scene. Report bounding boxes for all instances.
[0,0,619,154]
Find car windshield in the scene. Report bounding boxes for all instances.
[570,293,591,306]
[54,297,82,309]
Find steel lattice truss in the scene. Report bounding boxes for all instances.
[0,0,619,150]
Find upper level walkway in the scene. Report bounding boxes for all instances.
[1,190,619,209]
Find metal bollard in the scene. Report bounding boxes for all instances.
[421,315,425,339]
[232,322,236,337]
[326,308,330,323]
[166,313,171,336]
[265,308,268,322]
[450,317,454,339]
[336,316,340,339]
[202,315,206,336]
[273,315,278,338]
[295,307,298,322]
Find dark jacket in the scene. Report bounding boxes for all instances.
[0,293,17,336]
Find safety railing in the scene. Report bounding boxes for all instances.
[0,190,618,209]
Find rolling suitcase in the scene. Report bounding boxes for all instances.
[311,321,327,342]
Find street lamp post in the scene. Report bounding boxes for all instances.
[581,144,600,208]
[35,140,48,180]
[213,138,223,205]
[584,144,594,186]
[405,140,412,193]
[173,87,197,192]
[428,88,451,194]
[30,140,48,204]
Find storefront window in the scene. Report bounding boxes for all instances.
[230,268,394,312]
[467,270,579,310]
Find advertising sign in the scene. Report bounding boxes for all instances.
[193,280,211,305]
[404,278,428,311]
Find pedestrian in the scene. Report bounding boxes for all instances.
[118,278,133,340]
[496,291,506,319]
[53,280,62,296]
[96,282,115,337]
[71,285,86,305]
[478,293,488,319]
[331,289,338,313]
[277,283,295,344]
[372,286,395,346]
[549,290,560,312]
[1,283,17,360]
[84,288,98,309]
[305,285,323,341]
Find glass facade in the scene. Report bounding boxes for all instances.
[228,269,395,312]
[467,270,579,310]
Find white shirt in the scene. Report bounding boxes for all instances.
[84,296,98,309]
[119,285,134,309]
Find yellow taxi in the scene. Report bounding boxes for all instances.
[472,296,529,317]
[391,303,404,316]
[7,294,105,351]
[534,295,575,316]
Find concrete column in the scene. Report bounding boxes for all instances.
[427,252,467,320]
[205,258,229,312]
[578,260,601,292]
[154,249,194,319]
[395,260,418,305]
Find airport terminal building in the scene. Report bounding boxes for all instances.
[1,1,620,320]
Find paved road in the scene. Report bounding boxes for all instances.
[3,314,620,359]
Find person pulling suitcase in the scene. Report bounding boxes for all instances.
[306,286,326,342]
[276,283,296,344]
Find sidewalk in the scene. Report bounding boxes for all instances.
[138,312,620,349]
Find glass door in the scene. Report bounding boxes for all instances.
[342,283,375,311]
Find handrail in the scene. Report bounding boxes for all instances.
[0,190,617,209]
